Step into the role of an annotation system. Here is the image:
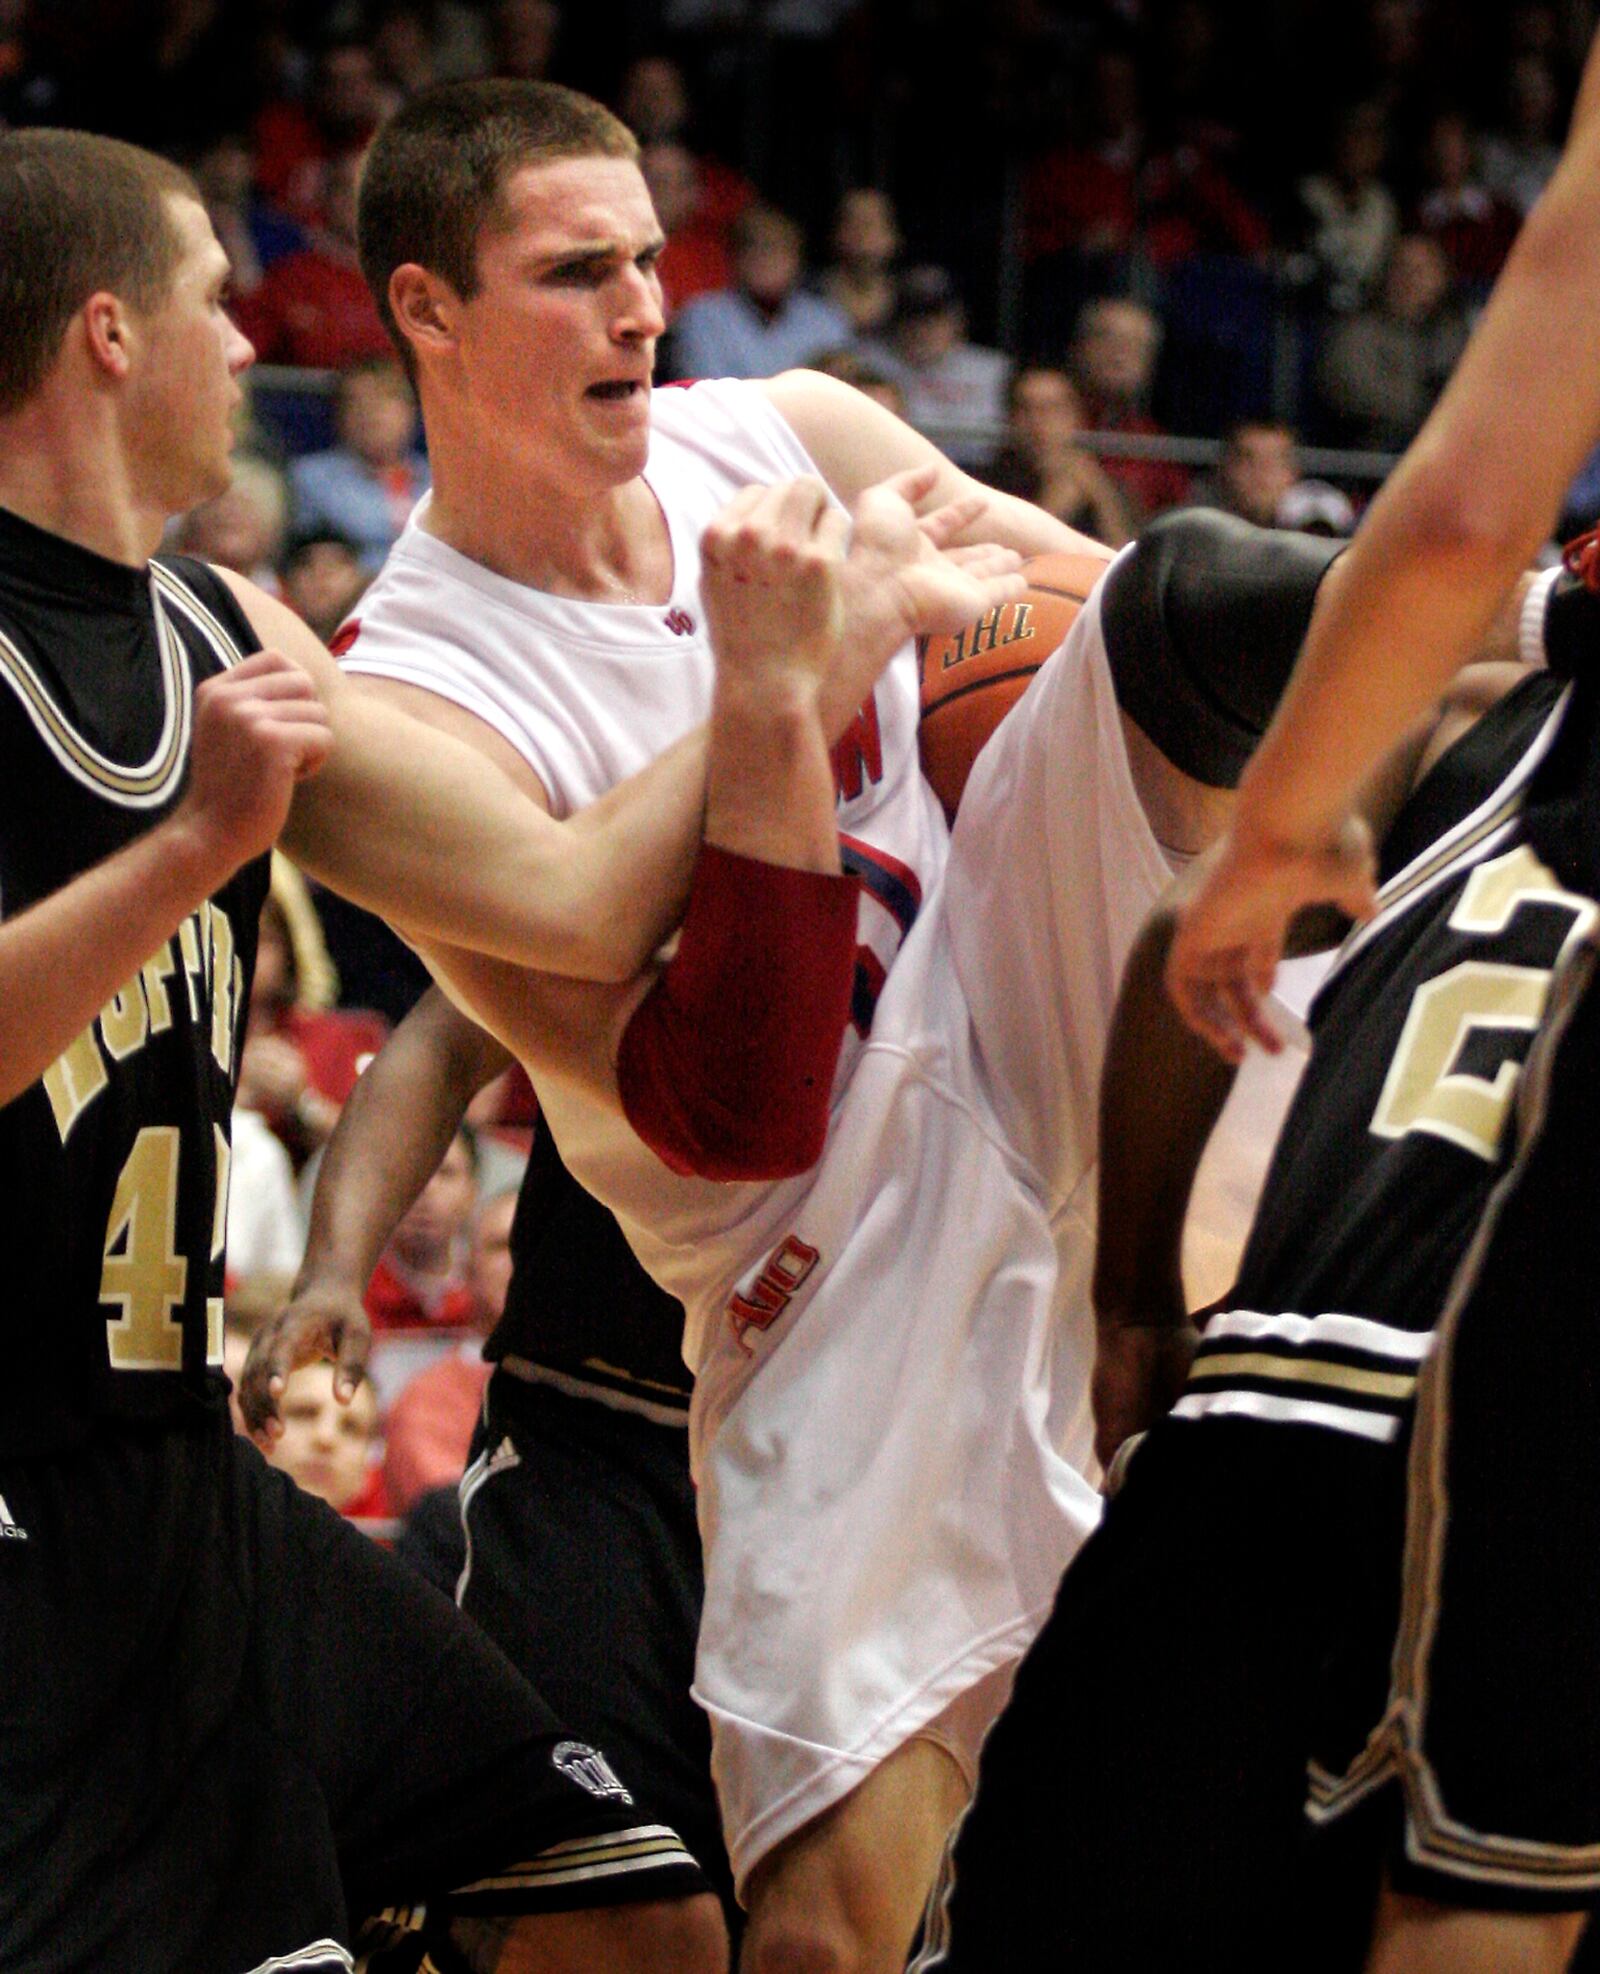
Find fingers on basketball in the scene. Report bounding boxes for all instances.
[918,547,1113,819]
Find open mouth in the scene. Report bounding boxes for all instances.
[586,380,646,402]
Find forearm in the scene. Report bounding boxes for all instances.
[563,673,847,987]
[1094,905,1239,1322]
[297,990,509,1294]
[0,814,227,1108]
[1365,1886,1585,1974]
[1236,116,1600,848]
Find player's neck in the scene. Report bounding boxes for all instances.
[424,457,673,603]
[0,401,164,568]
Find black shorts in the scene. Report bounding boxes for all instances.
[912,1418,1400,1973]
[0,1414,706,1974]
[455,1371,734,1922]
[1312,951,1600,1918]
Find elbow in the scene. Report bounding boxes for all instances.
[1395,451,1540,578]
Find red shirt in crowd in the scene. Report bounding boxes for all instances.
[364,1256,477,1334]
[234,248,393,369]
[382,1347,493,1515]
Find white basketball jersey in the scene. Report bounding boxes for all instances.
[341,378,949,1365]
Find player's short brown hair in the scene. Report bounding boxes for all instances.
[360,79,639,371]
[0,129,195,417]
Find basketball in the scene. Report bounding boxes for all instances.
[918,545,1115,819]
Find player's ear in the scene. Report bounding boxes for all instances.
[389,264,457,360]
[81,291,134,381]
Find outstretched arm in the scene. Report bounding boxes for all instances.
[1165,21,1600,1048]
[239,987,508,1435]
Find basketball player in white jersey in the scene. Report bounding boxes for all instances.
[315,78,1330,1974]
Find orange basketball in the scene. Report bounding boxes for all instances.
[918,546,1114,820]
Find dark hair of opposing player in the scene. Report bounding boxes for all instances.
[359,78,639,380]
[0,129,196,418]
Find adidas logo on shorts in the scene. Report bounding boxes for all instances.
[0,1493,27,1541]
[552,1740,633,1804]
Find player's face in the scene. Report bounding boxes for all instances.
[456,156,666,491]
[126,195,255,513]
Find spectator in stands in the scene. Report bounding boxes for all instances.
[617,52,754,239]
[191,131,303,303]
[819,187,901,340]
[859,263,1009,469]
[986,365,1132,546]
[227,1107,306,1282]
[669,204,851,380]
[1023,43,1143,270]
[1070,296,1191,517]
[1192,419,1303,527]
[254,32,393,221]
[365,1129,480,1333]
[383,1187,518,1515]
[289,358,430,572]
[1317,231,1470,450]
[1481,52,1565,215]
[170,453,290,598]
[234,151,393,371]
[370,2,445,98]
[238,857,389,1169]
[640,139,730,317]
[1412,106,1522,297]
[807,348,907,419]
[258,1361,388,1519]
[1295,101,1400,314]
[487,0,561,81]
[281,530,372,644]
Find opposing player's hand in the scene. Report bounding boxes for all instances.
[237,1279,372,1439]
[1091,1319,1200,1480]
[177,649,333,880]
[1165,811,1376,1062]
[846,464,1026,647]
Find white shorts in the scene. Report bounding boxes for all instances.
[691,597,1184,1893]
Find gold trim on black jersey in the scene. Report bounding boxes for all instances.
[1308,938,1600,1890]
[150,560,250,673]
[1327,688,1571,988]
[0,562,247,808]
[0,597,189,806]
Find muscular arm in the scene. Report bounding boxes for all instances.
[239,987,508,1431]
[222,572,709,983]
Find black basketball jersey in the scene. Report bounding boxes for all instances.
[0,507,266,1457]
[1182,662,1600,1447]
[488,1124,692,1418]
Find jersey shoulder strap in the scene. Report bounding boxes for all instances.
[149,557,264,672]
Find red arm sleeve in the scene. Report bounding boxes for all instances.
[617,844,861,1182]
